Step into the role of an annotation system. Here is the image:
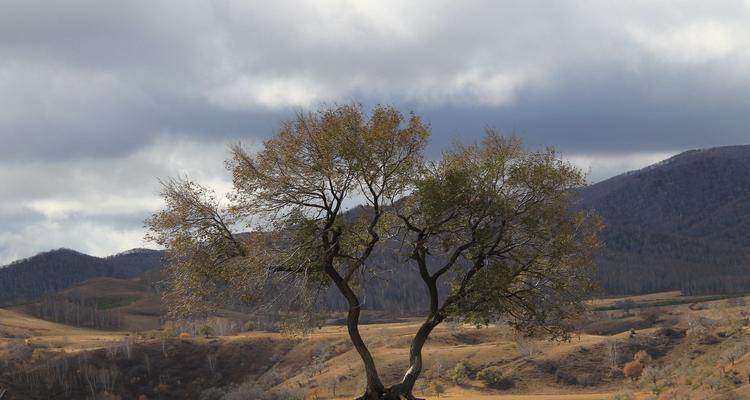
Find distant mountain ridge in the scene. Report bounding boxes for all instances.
[0,247,163,306]
[580,145,750,295]
[2,144,750,307]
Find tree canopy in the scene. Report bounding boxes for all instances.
[146,104,600,400]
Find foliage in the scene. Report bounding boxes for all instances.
[399,132,601,338]
[640,365,664,392]
[477,367,512,389]
[145,104,600,399]
[623,360,643,381]
[431,382,445,398]
[198,324,214,337]
[448,362,469,385]
[634,350,652,365]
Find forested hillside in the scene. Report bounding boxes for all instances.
[0,248,162,305]
[3,145,750,309]
[580,145,750,295]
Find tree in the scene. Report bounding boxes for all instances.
[623,360,643,381]
[146,104,601,400]
[385,132,601,396]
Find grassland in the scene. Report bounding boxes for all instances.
[2,291,750,399]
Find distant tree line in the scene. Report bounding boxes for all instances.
[0,248,162,306]
[23,294,123,330]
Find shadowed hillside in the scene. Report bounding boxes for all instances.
[3,146,750,312]
[0,248,163,306]
[580,145,750,295]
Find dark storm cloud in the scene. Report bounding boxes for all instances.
[2,0,749,262]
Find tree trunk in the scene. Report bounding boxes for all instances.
[378,317,440,399]
[326,261,385,399]
[347,297,385,399]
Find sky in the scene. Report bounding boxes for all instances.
[2,0,750,264]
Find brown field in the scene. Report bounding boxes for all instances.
[2,291,750,399]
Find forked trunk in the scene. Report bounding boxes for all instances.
[357,318,440,399]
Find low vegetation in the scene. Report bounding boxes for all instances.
[2,292,750,399]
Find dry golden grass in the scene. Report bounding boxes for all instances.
[588,291,682,308]
[4,292,750,399]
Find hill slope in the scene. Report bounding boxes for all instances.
[0,248,163,306]
[3,145,750,310]
[580,145,750,295]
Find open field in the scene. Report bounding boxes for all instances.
[2,292,750,399]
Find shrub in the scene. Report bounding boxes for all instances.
[555,369,578,385]
[698,334,721,345]
[198,324,214,337]
[448,362,469,385]
[721,343,748,365]
[536,360,558,374]
[623,360,643,381]
[640,365,663,386]
[477,367,513,389]
[634,350,652,365]
[577,372,599,386]
[431,382,445,398]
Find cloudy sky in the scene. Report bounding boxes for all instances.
[2,0,750,264]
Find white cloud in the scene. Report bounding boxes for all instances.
[0,136,244,262]
[2,0,750,263]
[452,69,527,106]
[208,75,325,110]
[0,219,146,266]
[629,21,737,64]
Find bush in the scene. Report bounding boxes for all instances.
[623,360,643,381]
[198,324,214,337]
[640,365,663,387]
[536,360,558,374]
[431,382,445,398]
[698,334,721,345]
[448,362,469,385]
[477,367,513,389]
[555,369,578,385]
[577,372,599,386]
[634,350,652,365]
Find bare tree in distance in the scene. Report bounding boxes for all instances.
[146,104,601,400]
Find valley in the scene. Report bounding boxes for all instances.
[2,288,750,399]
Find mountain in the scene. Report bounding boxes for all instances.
[3,145,750,309]
[0,248,163,306]
[579,145,750,295]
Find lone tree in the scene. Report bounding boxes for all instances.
[146,104,600,400]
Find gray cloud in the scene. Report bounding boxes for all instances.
[2,0,750,262]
